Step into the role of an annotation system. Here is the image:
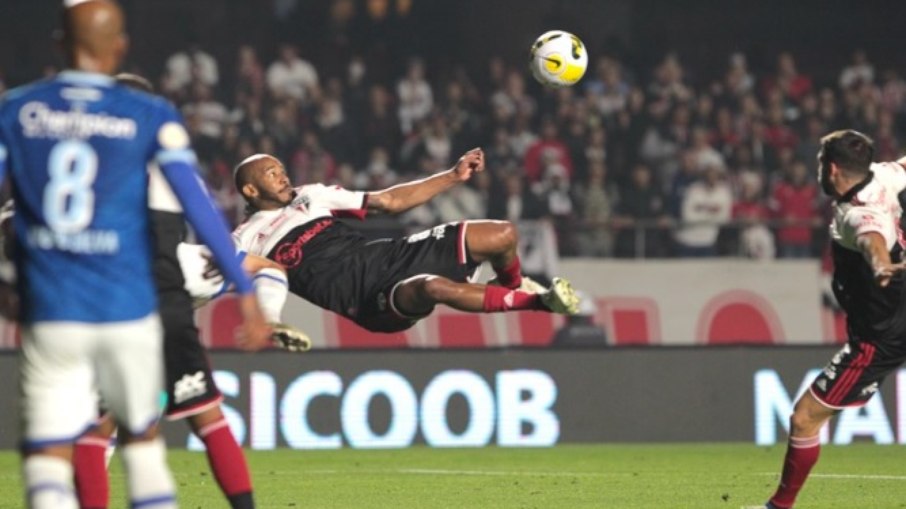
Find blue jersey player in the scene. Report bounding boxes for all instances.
[0,2,271,508]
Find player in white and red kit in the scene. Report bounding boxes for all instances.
[232,149,580,334]
[758,130,906,509]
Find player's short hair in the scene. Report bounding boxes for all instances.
[819,129,874,175]
[114,73,154,93]
[233,163,253,196]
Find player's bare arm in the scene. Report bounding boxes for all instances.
[367,148,484,215]
[201,252,285,282]
[857,231,906,287]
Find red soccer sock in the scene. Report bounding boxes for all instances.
[482,285,545,312]
[769,435,821,509]
[73,436,110,509]
[198,419,254,508]
[494,257,523,289]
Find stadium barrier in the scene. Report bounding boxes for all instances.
[1,346,903,449]
[0,260,837,351]
[191,259,832,349]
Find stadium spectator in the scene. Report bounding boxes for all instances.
[574,162,618,257]
[585,56,630,117]
[765,51,813,102]
[182,82,228,140]
[880,69,906,113]
[732,171,775,259]
[162,41,219,95]
[689,126,725,174]
[724,52,755,97]
[615,163,669,258]
[674,164,733,257]
[289,131,337,184]
[490,69,536,123]
[508,113,538,160]
[487,127,519,171]
[536,164,576,253]
[235,45,266,99]
[488,172,547,222]
[361,84,402,160]
[770,159,820,258]
[316,77,358,165]
[668,150,700,217]
[839,49,874,89]
[524,118,575,182]
[397,58,433,134]
[267,44,319,104]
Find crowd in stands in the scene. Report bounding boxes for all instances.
[5,7,903,260]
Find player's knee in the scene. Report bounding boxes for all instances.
[789,405,822,436]
[493,221,518,251]
[421,276,455,303]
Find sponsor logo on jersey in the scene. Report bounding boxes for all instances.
[273,218,333,268]
[173,371,208,404]
[18,101,137,139]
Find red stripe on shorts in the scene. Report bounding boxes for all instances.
[825,342,876,405]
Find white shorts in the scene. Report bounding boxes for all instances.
[20,314,164,448]
[177,243,228,304]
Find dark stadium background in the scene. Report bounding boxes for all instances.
[2,0,906,87]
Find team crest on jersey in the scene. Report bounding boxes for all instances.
[291,194,311,210]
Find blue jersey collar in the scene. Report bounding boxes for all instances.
[57,70,115,87]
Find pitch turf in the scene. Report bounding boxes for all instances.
[1,444,905,508]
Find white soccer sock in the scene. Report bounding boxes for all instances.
[120,438,176,509]
[254,267,289,323]
[23,455,78,509]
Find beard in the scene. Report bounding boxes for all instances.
[258,187,294,208]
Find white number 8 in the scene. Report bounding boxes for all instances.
[44,140,98,233]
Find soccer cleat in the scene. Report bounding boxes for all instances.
[488,275,546,293]
[540,277,580,315]
[271,323,312,352]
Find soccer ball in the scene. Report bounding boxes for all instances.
[529,30,588,88]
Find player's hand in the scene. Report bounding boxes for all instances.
[235,293,272,351]
[874,262,906,287]
[452,148,485,182]
[201,253,225,284]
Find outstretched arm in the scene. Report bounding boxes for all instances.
[366,148,484,215]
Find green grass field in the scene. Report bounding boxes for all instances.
[2,444,905,508]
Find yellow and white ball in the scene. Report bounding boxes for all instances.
[529,30,588,88]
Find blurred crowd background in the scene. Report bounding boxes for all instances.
[2,0,906,261]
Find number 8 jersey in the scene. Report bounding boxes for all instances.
[0,71,188,323]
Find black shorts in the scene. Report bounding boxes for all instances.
[159,289,221,420]
[810,336,906,408]
[288,221,480,333]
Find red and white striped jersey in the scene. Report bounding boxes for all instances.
[232,183,367,256]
